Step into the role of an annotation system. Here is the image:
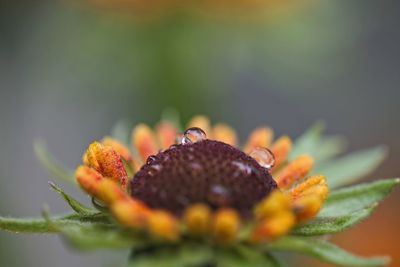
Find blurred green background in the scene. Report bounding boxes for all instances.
[0,0,399,266]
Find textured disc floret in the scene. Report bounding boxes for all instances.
[131,140,277,217]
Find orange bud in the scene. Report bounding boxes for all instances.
[183,204,212,235]
[147,210,179,241]
[102,137,132,162]
[244,127,273,153]
[83,142,129,189]
[76,165,104,196]
[289,175,328,201]
[250,211,295,243]
[187,115,212,138]
[132,124,158,162]
[212,123,238,146]
[275,155,314,189]
[212,208,240,244]
[254,190,291,220]
[292,195,323,222]
[270,136,292,171]
[156,121,178,149]
[111,199,151,229]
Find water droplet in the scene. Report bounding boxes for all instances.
[249,147,275,170]
[146,155,158,165]
[181,127,207,144]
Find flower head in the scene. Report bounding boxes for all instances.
[75,115,328,243]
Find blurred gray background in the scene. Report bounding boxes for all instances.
[0,0,399,266]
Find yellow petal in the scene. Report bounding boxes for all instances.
[275,155,314,189]
[183,203,211,235]
[187,115,212,138]
[111,199,151,229]
[156,121,178,149]
[212,123,238,146]
[244,127,273,153]
[148,210,179,241]
[132,124,159,162]
[270,136,292,171]
[96,179,130,205]
[254,190,291,220]
[212,208,240,244]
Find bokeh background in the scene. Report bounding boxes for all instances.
[0,0,399,266]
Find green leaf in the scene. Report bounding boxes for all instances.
[292,206,376,236]
[216,245,283,267]
[290,123,324,161]
[268,237,390,267]
[319,178,400,217]
[128,242,213,267]
[0,213,108,234]
[49,182,97,215]
[314,146,388,189]
[33,139,75,184]
[290,123,346,164]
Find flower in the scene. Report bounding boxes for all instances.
[1,114,398,267]
[76,115,328,244]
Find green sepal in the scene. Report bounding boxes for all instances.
[313,146,387,189]
[33,139,75,184]
[128,241,213,267]
[49,182,97,215]
[216,245,283,267]
[319,178,399,217]
[292,206,375,236]
[0,213,109,234]
[268,236,390,267]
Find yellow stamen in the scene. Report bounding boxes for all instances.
[212,123,238,146]
[111,199,151,229]
[244,127,273,153]
[156,121,178,149]
[270,136,292,171]
[275,155,314,189]
[212,208,240,244]
[254,190,290,220]
[148,210,179,241]
[132,124,159,162]
[187,115,212,138]
[183,204,211,236]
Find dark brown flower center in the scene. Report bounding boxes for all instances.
[130,140,277,217]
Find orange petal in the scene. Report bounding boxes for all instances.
[212,208,240,244]
[292,195,324,222]
[289,175,328,200]
[244,127,273,153]
[212,123,238,146]
[183,203,212,235]
[250,211,296,243]
[275,155,314,189]
[156,121,178,149]
[111,199,151,229]
[102,137,132,162]
[270,136,292,171]
[132,124,159,162]
[76,165,104,197]
[96,179,130,205]
[187,115,212,138]
[147,210,180,241]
